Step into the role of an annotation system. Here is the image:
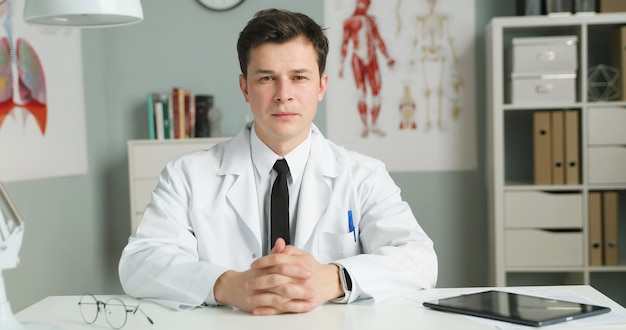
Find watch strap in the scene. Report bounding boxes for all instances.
[332,264,352,303]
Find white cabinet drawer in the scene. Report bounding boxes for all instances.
[512,36,578,72]
[588,107,626,145]
[505,191,583,228]
[505,229,583,267]
[588,147,626,184]
[511,72,576,104]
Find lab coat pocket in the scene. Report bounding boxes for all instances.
[319,231,359,262]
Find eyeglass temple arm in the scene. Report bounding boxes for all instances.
[130,305,154,325]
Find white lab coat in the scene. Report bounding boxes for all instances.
[119,123,437,310]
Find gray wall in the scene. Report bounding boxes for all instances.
[4,0,515,312]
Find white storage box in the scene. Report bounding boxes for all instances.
[505,229,583,266]
[511,72,577,104]
[512,35,578,72]
[588,107,626,145]
[588,146,626,184]
[505,191,583,228]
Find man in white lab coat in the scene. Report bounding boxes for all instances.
[119,8,437,315]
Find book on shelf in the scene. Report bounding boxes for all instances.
[147,93,157,140]
[161,94,171,139]
[171,87,186,139]
[194,94,213,138]
[146,92,171,140]
[185,90,194,139]
[154,100,165,140]
[146,88,219,140]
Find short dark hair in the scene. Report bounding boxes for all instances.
[237,9,329,78]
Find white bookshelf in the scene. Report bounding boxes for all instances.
[486,14,626,298]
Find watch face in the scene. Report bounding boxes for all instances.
[198,0,244,11]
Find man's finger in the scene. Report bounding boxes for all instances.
[270,238,287,254]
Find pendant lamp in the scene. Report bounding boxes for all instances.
[23,0,143,28]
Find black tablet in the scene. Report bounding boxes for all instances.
[423,290,611,327]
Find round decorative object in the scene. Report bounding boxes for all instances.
[197,0,244,11]
[588,64,620,101]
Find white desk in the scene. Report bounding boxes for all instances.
[15,286,626,329]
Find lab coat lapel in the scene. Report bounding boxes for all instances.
[294,130,338,246]
[222,127,262,248]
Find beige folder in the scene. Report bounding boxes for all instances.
[550,111,565,185]
[588,192,603,266]
[602,191,619,266]
[533,111,552,185]
[564,110,580,184]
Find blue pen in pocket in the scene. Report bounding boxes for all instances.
[348,210,356,242]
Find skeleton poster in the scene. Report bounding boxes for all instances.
[0,0,87,182]
[325,0,476,171]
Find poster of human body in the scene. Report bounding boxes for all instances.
[325,0,476,171]
[0,0,87,182]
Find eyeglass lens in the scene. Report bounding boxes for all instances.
[78,294,99,324]
[79,294,128,329]
[104,298,128,329]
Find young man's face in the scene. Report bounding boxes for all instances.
[239,35,328,155]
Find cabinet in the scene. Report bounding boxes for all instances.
[127,137,230,231]
[486,14,626,303]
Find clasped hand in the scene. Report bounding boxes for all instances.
[214,238,343,315]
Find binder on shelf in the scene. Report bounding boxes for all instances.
[533,111,552,185]
[611,26,626,101]
[550,111,565,185]
[564,110,580,184]
[588,191,603,266]
[602,191,619,266]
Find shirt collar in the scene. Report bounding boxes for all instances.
[250,123,311,180]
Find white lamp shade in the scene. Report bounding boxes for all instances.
[23,0,143,28]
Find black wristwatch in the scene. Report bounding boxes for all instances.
[339,265,352,292]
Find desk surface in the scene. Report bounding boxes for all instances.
[15,285,626,330]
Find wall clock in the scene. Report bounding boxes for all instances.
[197,0,245,11]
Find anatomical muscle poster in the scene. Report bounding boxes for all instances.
[0,0,87,182]
[325,0,476,171]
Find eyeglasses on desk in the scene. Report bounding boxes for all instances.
[78,294,154,329]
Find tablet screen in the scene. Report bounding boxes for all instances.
[423,290,611,327]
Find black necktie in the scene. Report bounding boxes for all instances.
[271,159,290,247]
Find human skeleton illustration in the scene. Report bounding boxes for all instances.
[398,84,416,130]
[339,0,395,138]
[410,0,463,132]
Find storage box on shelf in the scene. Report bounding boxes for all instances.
[510,35,578,105]
[487,13,626,305]
[127,137,230,232]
